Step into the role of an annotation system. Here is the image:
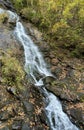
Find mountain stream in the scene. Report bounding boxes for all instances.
[0,8,80,130]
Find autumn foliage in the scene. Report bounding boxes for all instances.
[11,0,84,57]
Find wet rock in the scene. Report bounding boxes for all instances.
[23,101,34,113]
[6,87,16,95]
[40,110,48,125]
[63,102,84,130]
[45,81,79,102]
[0,0,14,11]
[22,123,30,130]
[42,76,56,85]
[8,19,16,28]
[35,126,45,130]
[23,23,42,42]
[51,67,62,78]
[0,126,9,130]
[70,108,84,123]
[0,27,21,51]
[12,121,22,130]
[12,125,21,130]
[0,112,9,121]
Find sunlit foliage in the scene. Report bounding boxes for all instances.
[11,0,84,57]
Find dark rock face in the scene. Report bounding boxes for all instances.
[0,126,9,130]
[63,102,84,129]
[23,101,34,113]
[22,123,30,130]
[42,76,56,85]
[0,0,14,11]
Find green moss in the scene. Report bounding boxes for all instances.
[51,81,68,89]
[21,7,41,24]
[71,43,84,58]
[77,92,84,102]
[0,50,25,90]
[0,13,8,24]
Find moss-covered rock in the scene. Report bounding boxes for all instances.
[0,13,8,24]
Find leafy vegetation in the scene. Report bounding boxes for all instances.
[10,0,84,57]
[0,49,25,89]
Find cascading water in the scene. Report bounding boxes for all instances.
[0,8,80,130]
[14,21,52,86]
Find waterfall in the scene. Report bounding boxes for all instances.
[0,8,79,130]
[14,21,52,86]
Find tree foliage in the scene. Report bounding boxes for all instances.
[11,0,84,57]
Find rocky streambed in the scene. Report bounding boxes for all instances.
[23,22,84,130]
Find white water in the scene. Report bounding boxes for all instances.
[0,8,79,130]
[14,21,52,86]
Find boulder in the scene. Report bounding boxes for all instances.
[42,76,56,85]
[45,81,78,102]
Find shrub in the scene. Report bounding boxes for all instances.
[10,0,84,58]
[1,50,25,88]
